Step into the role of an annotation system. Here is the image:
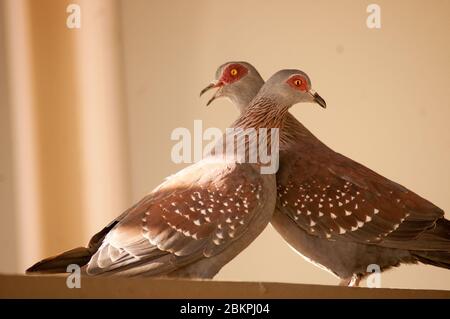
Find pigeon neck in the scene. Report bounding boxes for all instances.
[234,98,251,113]
[233,96,289,130]
[280,112,325,149]
[231,79,264,113]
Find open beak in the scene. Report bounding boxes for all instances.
[309,89,327,109]
[200,81,223,106]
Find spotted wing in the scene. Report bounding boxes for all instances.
[86,161,267,276]
[277,150,444,248]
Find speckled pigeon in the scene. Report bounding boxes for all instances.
[201,62,450,286]
[27,80,292,278]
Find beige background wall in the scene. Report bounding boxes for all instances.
[0,0,17,273]
[0,0,449,290]
[0,0,131,270]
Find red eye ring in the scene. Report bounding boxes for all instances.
[220,64,248,84]
[287,75,309,91]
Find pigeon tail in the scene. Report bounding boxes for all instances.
[412,251,450,270]
[26,246,93,273]
[26,219,119,274]
[412,218,450,269]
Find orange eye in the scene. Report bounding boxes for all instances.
[230,69,238,76]
[294,79,302,86]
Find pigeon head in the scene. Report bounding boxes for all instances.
[200,61,264,111]
[257,69,326,109]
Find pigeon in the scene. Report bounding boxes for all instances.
[26,78,290,278]
[201,62,450,286]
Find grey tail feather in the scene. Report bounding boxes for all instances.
[408,217,450,250]
[411,218,450,270]
[430,217,450,239]
[26,246,93,273]
[26,219,120,274]
[412,250,450,270]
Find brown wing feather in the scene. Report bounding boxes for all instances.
[86,161,266,276]
[277,149,444,249]
[144,178,263,258]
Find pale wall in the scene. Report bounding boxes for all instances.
[0,0,18,272]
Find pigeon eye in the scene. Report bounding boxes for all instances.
[287,76,308,91]
[230,69,238,76]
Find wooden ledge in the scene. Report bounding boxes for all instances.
[0,274,449,299]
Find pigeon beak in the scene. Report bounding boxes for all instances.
[200,81,224,106]
[309,89,327,109]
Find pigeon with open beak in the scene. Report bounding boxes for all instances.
[200,61,265,111]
